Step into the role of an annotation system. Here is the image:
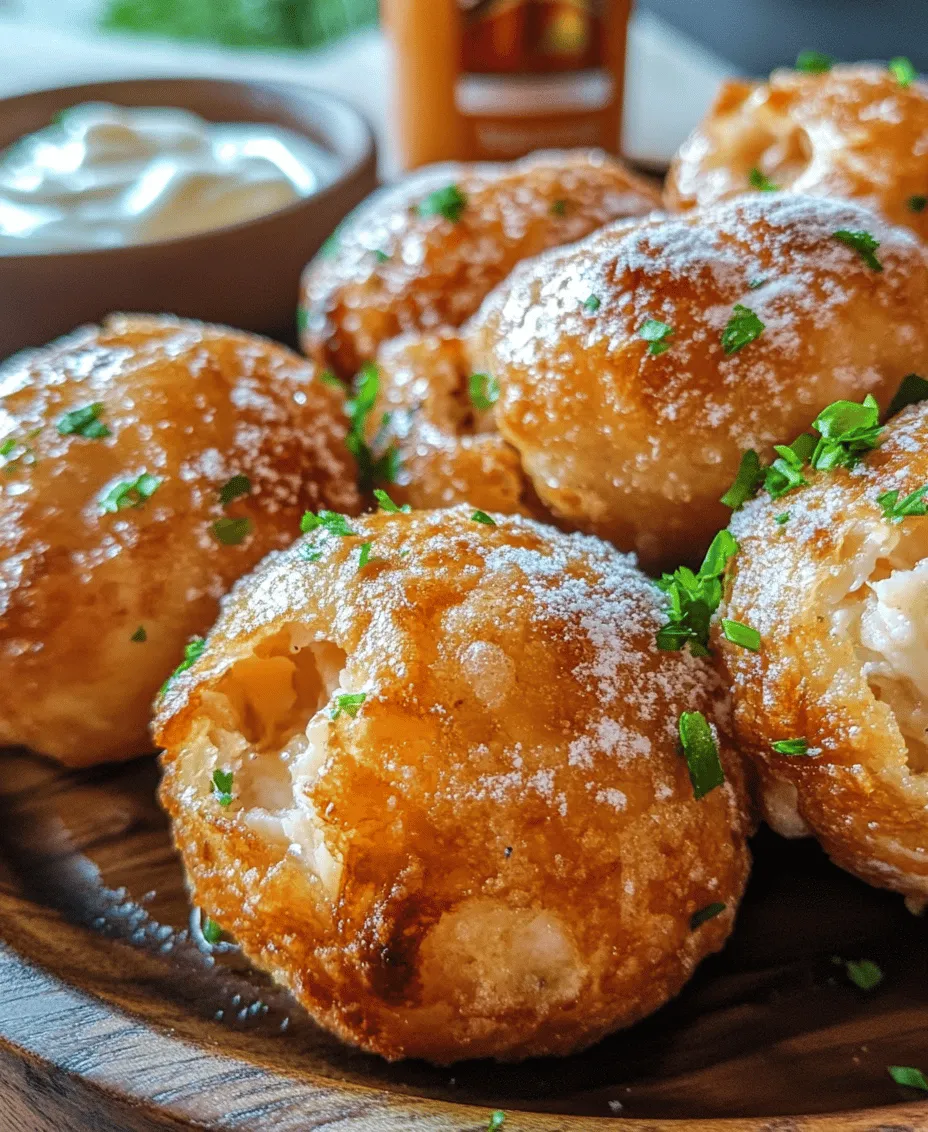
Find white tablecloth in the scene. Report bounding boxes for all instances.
[0,10,732,174]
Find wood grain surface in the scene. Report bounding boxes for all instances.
[1,746,927,1131]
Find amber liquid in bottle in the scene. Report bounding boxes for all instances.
[382,0,632,170]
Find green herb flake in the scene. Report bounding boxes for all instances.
[57,402,110,439]
[130,625,147,643]
[344,361,399,490]
[690,902,726,930]
[775,512,790,524]
[211,516,252,546]
[889,1066,928,1091]
[296,306,309,334]
[161,637,206,695]
[357,541,384,571]
[887,373,928,417]
[469,372,500,411]
[749,167,779,192]
[748,276,769,290]
[100,472,161,513]
[839,958,884,991]
[765,433,815,500]
[331,692,367,720]
[374,248,390,263]
[319,368,345,391]
[722,619,760,651]
[678,711,725,800]
[878,484,928,522]
[796,49,833,73]
[471,510,496,525]
[300,546,322,563]
[889,56,917,88]
[0,438,15,457]
[300,510,357,536]
[219,474,251,505]
[721,449,763,509]
[638,317,674,356]
[721,304,765,355]
[583,294,601,313]
[656,530,739,655]
[908,194,928,213]
[211,767,234,807]
[418,184,467,223]
[810,393,883,471]
[772,738,811,756]
[550,199,567,216]
[202,917,223,945]
[487,1113,506,1132]
[374,488,411,514]
[833,228,882,271]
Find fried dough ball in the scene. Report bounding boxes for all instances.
[666,64,928,240]
[456,192,928,571]
[716,402,928,906]
[156,507,752,1063]
[298,149,660,376]
[0,316,359,767]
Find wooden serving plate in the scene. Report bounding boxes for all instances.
[1,748,927,1130]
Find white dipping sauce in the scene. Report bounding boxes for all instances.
[0,102,339,254]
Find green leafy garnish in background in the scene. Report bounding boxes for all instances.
[101,0,378,50]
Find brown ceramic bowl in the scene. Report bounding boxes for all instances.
[0,78,377,360]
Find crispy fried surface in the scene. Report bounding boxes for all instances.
[157,507,752,1063]
[666,64,928,238]
[0,316,359,766]
[460,193,928,572]
[717,403,928,902]
[298,149,660,376]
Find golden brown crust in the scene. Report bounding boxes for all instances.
[157,507,752,1063]
[298,149,661,376]
[666,64,928,239]
[0,315,359,766]
[717,402,928,901]
[464,193,928,572]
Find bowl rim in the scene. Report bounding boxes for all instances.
[0,76,376,263]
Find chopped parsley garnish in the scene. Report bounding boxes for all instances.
[775,512,790,524]
[202,917,223,945]
[834,957,883,991]
[721,304,765,355]
[833,229,882,271]
[211,768,234,807]
[748,276,769,290]
[720,449,763,510]
[219,474,251,505]
[374,488,411,513]
[331,692,366,720]
[418,184,467,223]
[550,199,567,216]
[130,625,147,643]
[721,619,760,651]
[57,402,110,439]
[678,711,725,800]
[487,1113,506,1132]
[100,472,161,513]
[690,902,726,930]
[300,545,322,562]
[889,1066,928,1091]
[583,294,601,313]
[1,428,41,475]
[810,394,882,471]
[748,167,779,192]
[878,484,928,522]
[301,510,357,536]
[909,195,928,213]
[319,368,346,390]
[296,306,308,334]
[357,541,384,571]
[889,56,917,87]
[469,372,500,411]
[470,509,496,525]
[656,530,739,656]
[772,738,810,756]
[320,229,341,258]
[211,516,252,546]
[344,362,399,489]
[765,433,815,500]
[0,438,14,457]
[638,318,674,356]
[887,372,928,417]
[374,248,390,263]
[161,637,206,695]
[796,49,833,73]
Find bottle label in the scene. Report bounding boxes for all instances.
[455,0,615,154]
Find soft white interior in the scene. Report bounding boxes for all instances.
[828,520,928,774]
